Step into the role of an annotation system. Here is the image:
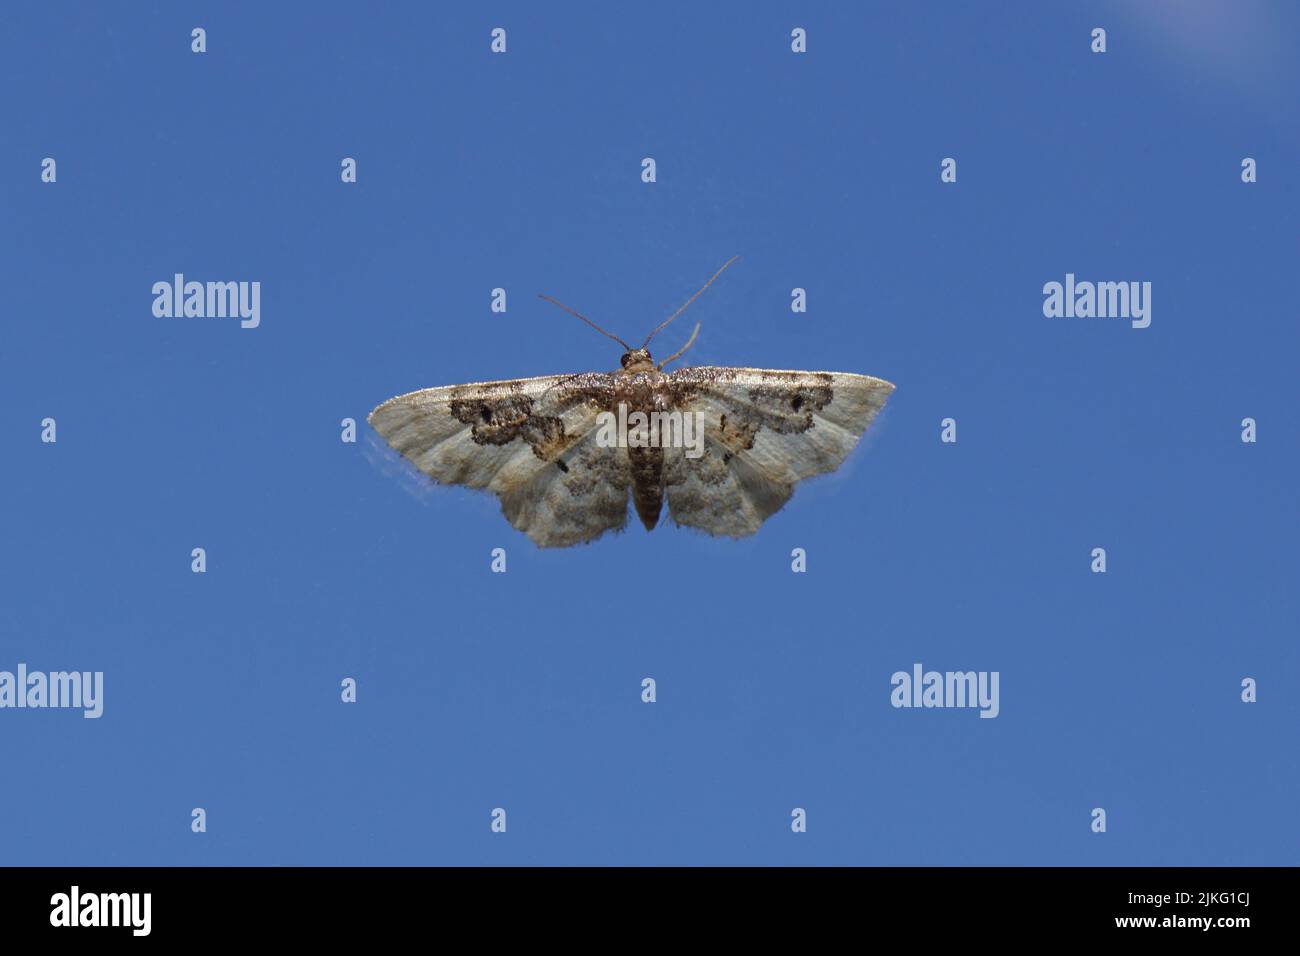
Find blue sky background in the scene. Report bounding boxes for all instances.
[2,1,1296,865]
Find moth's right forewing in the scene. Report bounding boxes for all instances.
[369,372,632,546]
[368,373,608,489]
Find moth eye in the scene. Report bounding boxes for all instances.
[556,459,570,473]
[791,395,804,412]
[480,406,493,423]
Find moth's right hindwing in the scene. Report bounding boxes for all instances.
[499,425,633,548]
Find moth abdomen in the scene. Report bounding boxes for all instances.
[628,445,665,531]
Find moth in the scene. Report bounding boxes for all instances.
[369,258,895,547]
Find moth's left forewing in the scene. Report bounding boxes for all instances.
[809,371,896,435]
[667,366,895,484]
[656,366,893,539]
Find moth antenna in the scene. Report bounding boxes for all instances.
[642,255,739,349]
[537,294,631,350]
[657,322,701,370]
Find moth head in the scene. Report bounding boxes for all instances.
[620,348,654,371]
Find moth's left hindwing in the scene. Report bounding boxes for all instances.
[368,372,631,547]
